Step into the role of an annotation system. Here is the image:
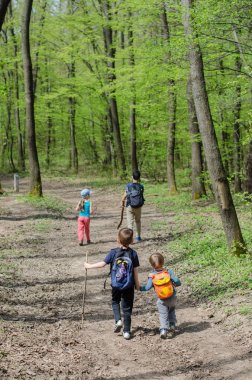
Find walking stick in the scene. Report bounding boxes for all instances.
[117,204,125,229]
[81,251,88,326]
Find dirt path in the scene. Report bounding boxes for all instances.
[0,178,251,380]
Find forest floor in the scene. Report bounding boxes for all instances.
[0,176,251,380]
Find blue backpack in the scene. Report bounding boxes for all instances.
[111,248,134,290]
[126,183,144,208]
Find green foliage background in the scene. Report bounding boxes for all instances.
[0,0,251,180]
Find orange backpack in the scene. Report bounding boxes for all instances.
[150,270,174,300]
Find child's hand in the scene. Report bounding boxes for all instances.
[84,262,91,269]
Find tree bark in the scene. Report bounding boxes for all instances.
[218,58,230,175]
[9,3,25,171]
[0,0,11,193]
[0,0,10,30]
[233,55,242,192]
[187,77,206,199]
[67,62,78,172]
[22,0,42,196]
[128,16,138,173]
[160,4,177,194]
[181,0,246,254]
[100,0,126,174]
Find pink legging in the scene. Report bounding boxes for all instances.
[77,216,90,242]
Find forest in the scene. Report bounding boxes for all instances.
[0,1,252,378]
[1,0,252,254]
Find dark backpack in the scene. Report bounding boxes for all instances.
[127,183,144,208]
[111,248,134,290]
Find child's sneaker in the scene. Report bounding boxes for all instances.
[135,236,142,242]
[167,324,176,338]
[114,320,123,333]
[160,329,167,339]
[123,332,131,340]
[87,240,91,244]
[79,241,83,246]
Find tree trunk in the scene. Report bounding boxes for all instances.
[218,58,230,175]
[33,1,47,94]
[233,55,242,192]
[0,0,11,193]
[22,0,42,196]
[10,3,25,171]
[181,0,246,254]
[101,0,126,174]
[68,62,78,172]
[0,0,10,30]
[128,17,138,173]
[160,4,177,194]
[187,77,206,199]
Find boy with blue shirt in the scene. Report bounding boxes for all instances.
[84,228,140,340]
[140,253,181,339]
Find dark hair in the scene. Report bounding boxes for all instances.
[118,228,133,247]
[132,170,141,181]
[149,253,164,268]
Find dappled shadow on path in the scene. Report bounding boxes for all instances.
[90,350,252,380]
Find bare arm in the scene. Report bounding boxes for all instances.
[84,261,106,269]
[133,267,140,290]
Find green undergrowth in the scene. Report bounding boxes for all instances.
[146,183,252,303]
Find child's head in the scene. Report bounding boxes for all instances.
[149,253,164,269]
[118,228,133,247]
[80,188,91,199]
[132,170,141,181]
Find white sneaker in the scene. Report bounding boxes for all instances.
[160,329,167,339]
[114,320,123,333]
[123,332,131,340]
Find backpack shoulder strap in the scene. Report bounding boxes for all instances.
[103,248,121,289]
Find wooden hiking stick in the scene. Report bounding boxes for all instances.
[117,204,125,229]
[81,251,88,326]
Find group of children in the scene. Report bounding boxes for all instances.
[76,171,181,340]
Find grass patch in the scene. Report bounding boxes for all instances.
[239,305,252,316]
[147,182,252,302]
[33,220,52,232]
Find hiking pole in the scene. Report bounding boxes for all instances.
[117,204,125,229]
[81,251,88,326]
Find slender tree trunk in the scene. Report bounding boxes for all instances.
[22,0,42,196]
[100,0,126,174]
[67,62,78,172]
[218,58,229,175]
[33,1,47,94]
[160,4,177,194]
[128,17,138,172]
[44,58,52,168]
[0,0,11,193]
[10,3,25,171]
[233,55,242,192]
[181,0,246,254]
[187,77,206,199]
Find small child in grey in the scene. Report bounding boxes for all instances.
[140,253,181,339]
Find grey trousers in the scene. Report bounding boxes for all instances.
[157,296,177,330]
[126,206,142,237]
